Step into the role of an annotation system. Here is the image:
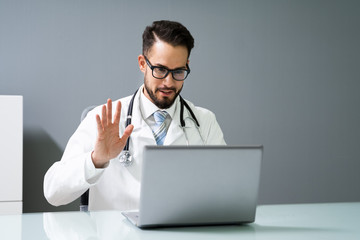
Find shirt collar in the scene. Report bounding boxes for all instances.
[139,85,177,120]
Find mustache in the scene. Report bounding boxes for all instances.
[156,87,177,92]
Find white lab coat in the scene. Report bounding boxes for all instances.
[44,85,226,211]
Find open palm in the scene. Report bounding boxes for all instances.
[92,99,133,168]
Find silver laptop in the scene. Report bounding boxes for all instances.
[122,145,263,228]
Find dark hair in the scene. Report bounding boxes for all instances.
[142,20,194,58]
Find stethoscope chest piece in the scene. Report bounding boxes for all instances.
[119,150,133,167]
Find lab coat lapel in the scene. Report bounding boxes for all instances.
[130,88,155,143]
[164,99,188,145]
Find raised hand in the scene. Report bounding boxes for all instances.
[91,99,134,168]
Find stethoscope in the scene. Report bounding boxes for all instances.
[118,89,202,166]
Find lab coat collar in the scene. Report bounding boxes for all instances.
[130,85,190,145]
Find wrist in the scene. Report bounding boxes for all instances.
[91,151,108,168]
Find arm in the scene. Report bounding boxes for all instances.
[43,99,133,206]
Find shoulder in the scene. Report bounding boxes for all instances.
[82,94,133,121]
[117,94,133,105]
[181,97,226,144]
[185,97,226,145]
[181,98,218,126]
[183,99,216,117]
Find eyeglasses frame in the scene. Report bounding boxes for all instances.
[144,55,191,81]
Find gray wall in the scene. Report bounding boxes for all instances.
[1,0,359,212]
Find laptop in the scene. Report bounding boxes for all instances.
[122,145,263,228]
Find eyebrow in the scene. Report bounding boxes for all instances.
[154,63,187,70]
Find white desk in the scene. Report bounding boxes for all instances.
[0,202,359,239]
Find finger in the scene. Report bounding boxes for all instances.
[101,104,107,125]
[95,114,103,134]
[107,99,112,125]
[113,101,122,125]
[121,124,134,141]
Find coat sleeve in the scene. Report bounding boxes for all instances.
[43,106,105,206]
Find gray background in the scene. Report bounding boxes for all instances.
[0,0,359,213]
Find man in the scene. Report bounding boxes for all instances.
[44,20,226,211]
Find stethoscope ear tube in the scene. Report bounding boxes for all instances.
[119,89,138,166]
[122,89,138,152]
[180,96,200,127]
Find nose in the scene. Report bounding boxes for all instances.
[162,72,176,86]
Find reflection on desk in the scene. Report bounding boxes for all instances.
[1,202,359,239]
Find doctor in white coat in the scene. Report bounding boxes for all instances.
[44,20,226,211]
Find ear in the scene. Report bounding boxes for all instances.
[138,55,146,73]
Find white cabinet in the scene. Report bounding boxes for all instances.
[0,96,23,214]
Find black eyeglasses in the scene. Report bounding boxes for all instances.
[144,56,190,81]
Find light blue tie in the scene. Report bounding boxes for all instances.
[153,111,168,145]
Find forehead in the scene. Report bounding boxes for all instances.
[147,40,188,68]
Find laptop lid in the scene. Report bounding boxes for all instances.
[132,145,262,228]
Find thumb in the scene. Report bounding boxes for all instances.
[122,124,134,140]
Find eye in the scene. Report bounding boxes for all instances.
[173,69,186,78]
[154,67,167,75]
[173,69,185,75]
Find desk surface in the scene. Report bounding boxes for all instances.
[1,202,359,239]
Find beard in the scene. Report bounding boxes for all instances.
[144,79,183,109]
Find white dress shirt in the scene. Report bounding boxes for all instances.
[139,88,176,134]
